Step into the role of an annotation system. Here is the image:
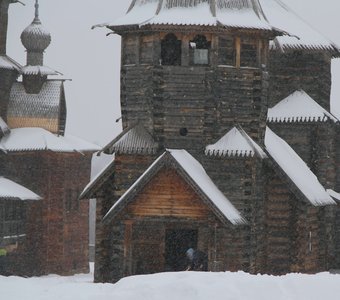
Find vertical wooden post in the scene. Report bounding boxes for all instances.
[257,39,262,67]
[124,220,133,276]
[235,37,241,68]
[210,35,219,66]
[135,34,140,65]
[182,35,190,66]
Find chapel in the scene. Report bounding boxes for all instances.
[0,0,100,276]
[82,0,340,282]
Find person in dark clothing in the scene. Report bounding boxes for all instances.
[185,248,208,271]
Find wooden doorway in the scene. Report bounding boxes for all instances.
[165,229,198,271]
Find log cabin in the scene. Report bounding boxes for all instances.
[84,0,340,282]
[0,0,100,276]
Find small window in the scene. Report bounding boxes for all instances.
[161,34,182,66]
[190,35,211,65]
[179,128,188,136]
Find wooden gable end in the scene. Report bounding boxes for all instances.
[125,167,213,219]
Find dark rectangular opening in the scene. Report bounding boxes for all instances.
[165,229,198,272]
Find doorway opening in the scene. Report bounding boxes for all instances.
[165,229,198,271]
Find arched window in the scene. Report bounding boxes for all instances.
[190,35,211,65]
[161,33,181,66]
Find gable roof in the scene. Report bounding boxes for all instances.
[103,149,246,226]
[80,157,115,200]
[267,90,338,123]
[0,127,101,153]
[0,177,41,201]
[264,127,335,207]
[102,123,159,155]
[205,126,267,158]
[7,80,65,133]
[0,55,22,72]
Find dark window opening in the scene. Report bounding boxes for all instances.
[240,41,257,68]
[190,35,211,65]
[161,33,182,66]
[2,201,26,238]
[165,229,198,271]
[179,128,188,136]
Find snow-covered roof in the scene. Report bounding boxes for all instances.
[21,65,61,76]
[327,189,340,202]
[0,177,41,201]
[265,127,335,207]
[103,149,246,226]
[0,117,10,138]
[205,127,267,158]
[102,123,158,154]
[261,0,339,54]
[100,0,272,31]
[0,55,22,72]
[7,80,64,133]
[0,127,101,153]
[80,157,115,200]
[267,90,338,123]
[99,0,339,55]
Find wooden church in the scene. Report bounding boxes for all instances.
[0,0,100,276]
[82,0,340,282]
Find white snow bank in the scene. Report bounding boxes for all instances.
[1,268,340,300]
[265,127,335,206]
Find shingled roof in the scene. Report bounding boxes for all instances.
[0,127,101,153]
[97,0,339,56]
[205,126,267,158]
[102,123,159,155]
[101,0,273,31]
[7,80,65,134]
[0,55,22,72]
[103,149,246,226]
[267,90,339,123]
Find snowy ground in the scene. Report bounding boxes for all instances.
[1,265,340,300]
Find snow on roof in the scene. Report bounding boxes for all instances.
[260,0,339,54]
[0,128,101,153]
[103,0,272,30]
[0,117,10,138]
[80,157,115,200]
[101,0,339,55]
[102,123,158,155]
[0,177,41,201]
[104,149,246,225]
[265,127,335,206]
[267,90,338,123]
[205,127,267,158]
[21,65,61,76]
[327,189,340,202]
[0,55,22,72]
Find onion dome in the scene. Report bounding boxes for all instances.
[20,0,51,52]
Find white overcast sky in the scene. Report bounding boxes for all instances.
[6,0,340,146]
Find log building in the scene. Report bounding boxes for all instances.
[0,0,100,276]
[83,0,340,282]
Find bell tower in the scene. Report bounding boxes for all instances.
[106,0,277,150]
